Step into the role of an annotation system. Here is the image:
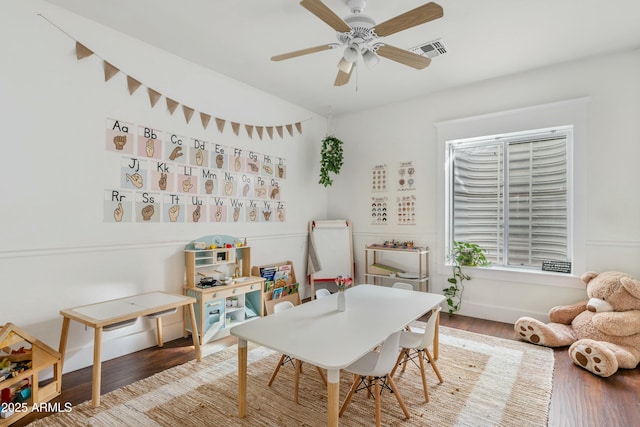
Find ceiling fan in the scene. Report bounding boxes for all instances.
[271,0,444,86]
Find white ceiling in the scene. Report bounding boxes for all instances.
[44,0,640,116]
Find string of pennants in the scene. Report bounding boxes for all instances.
[75,41,304,140]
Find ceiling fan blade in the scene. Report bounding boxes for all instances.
[376,44,431,69]
[334,67,353,86]
[271,44,335,61]
[300,0,352,33]
[373,2,443,37]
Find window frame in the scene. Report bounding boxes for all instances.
[445,126,574,272]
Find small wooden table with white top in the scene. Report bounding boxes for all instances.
[231,284,444,426]
[58,291,202,407]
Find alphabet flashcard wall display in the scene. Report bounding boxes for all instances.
[104,118,287,223]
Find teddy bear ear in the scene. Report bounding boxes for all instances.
[581,271,599,285]
[621,277,640,299]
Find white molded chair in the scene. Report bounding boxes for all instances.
[390,307,443,402]
[268,301,327,402]
[392,282,414,291]
[315,288,331,299]
[339,330,409,427]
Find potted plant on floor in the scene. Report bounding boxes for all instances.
[443,241,490,314]
[319,136,344,187]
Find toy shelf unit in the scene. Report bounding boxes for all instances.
[364,244,430,292]
[0,324,62,426]
[184,235,264,344]
[251,260,300,315]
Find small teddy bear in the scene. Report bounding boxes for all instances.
[515,271,640,377]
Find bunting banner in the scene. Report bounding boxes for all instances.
[71,39,307,141]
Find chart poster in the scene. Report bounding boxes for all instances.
[275,202,286,223]
[371,196,389,225]
[165,132,188,165]
[190,137,209,168]
[371,164,388,192]
[221,173,237,198]
[137,125,163,160]
[135,191,160,223]
[210,197,228,223]
[200,168,219,196]
[260,154,276,178]
[120,157,148,191]
[106,118,134,154]
[163,193,184,223]
[397,194,416,225]
[104,189,133,223]
[397,161,416,191]
[268,180,281,200]
[246,203,260,223]
[260,201,274,223]
[186,195,205,223]
[211,143,228,171]
[239,174,254,198]
[150,160,175,193]
[275,161,286,179]
[253,176,268,199]
[177,165,198,194]
[229,199,244,223]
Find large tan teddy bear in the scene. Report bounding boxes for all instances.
[514,271,640,377]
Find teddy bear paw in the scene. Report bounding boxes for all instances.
[569,340,618,377]
[514,318,546,345]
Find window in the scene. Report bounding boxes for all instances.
[446,126,572,271]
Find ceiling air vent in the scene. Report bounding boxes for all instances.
[410,38,448,58]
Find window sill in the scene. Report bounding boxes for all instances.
[438,263,584,289]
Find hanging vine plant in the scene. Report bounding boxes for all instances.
[319,135,345,187]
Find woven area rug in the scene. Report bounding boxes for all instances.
[29,326,554,427]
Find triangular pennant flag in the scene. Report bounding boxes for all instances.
[148,88,162,107]
[104,61,119,82]
[215,118,226,133]
[231,122,240,136]
[75,42,93,60]
[200,113,211,129]
[256,126,264,140]
[266,126,274,139]
[276,126,284,138]
[245,125,254,138]
[295,122,303,134]
[286,124,294,136]
[183,106,194,123]
[166,98,179,115]
[127,76,142,95]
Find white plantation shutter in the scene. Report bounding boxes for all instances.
[448,128,571,270]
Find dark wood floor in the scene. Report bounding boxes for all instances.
[14,314,640,426]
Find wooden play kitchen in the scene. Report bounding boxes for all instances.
[183,235,265,344]
[0,324,62,425]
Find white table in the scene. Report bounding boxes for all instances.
[230,284,444,426]
[59,291,202,407]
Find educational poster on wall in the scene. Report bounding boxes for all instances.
[104,118,287,223]
[397,194,416,225]
[397,161,416,191]
[371,164,388,192]
[371,196,388,225]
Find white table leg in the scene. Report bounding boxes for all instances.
[327,368,340,427]
[238,338,248,418]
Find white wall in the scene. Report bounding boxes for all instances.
[0,0,327,372]
[330,49,640,323]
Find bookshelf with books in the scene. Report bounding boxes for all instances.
[251,261,300,315]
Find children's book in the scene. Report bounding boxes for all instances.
[271,287,283,300]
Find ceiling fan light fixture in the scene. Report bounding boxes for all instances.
[337,57,353,74]
[362,49,380,68]
[343,45,359,63]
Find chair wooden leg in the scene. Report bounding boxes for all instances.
[316,366,328,385]
[390,349,405,377]
[374,379,381,427]
[268,354,287,387]
[418,350,429,402]
[294,359,302,403]
[387,374,410,419]
[339,375,360,417]
[401,351,409,374]
[425,349,443,383]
